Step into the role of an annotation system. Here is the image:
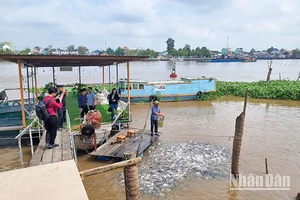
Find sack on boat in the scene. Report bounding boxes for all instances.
[158,117,164,127]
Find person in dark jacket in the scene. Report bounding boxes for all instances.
[77,88,88,118]
[108,88,120,119]
[56,85,68,130]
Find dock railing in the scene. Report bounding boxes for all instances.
[112,101,130,129]
[66,110,78,165]
[15,117,43,168]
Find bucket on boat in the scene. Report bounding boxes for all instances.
[158,117,164,127]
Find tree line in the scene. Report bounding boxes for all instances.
[166,38,211,57]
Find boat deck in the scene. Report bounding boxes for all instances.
[73,123,112,150]
[29,129,73,166]
[90,128,160,159]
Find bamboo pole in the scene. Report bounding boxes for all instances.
[123,151,140,200]
[34,67,38,102]
[231,89,248,178]
[79,157,141,179]
[265,158,268,174]
[266,61,272,82]
[18,60,26,128]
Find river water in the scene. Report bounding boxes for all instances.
[0,60,300,200]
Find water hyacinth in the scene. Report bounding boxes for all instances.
[198,80,300,100]
[117,141,231,196]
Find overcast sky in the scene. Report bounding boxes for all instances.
[1,0,300,52]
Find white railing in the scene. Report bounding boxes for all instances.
[15,117,43,168]
[112,101,130,125]
[66,110,78,165]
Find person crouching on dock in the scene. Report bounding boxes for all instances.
[151,100,164,136]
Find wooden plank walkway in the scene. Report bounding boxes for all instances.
[90,129,160,159]
[0,160,88,200]
[29,129,73,167]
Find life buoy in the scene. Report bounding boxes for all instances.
[13,101,21,106]
[196,91,202,97]
[149,95,158,102]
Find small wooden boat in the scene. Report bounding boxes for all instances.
[89,128,160,160]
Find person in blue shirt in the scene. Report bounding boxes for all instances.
[77,88,88,118]
[151,100,164,136]
[87,87,96,110]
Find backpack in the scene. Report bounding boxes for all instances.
[36,98,52,121]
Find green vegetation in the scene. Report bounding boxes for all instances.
[65,88,112,127]
[198,80,300,101]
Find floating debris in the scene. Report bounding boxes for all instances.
[118,141,231,196]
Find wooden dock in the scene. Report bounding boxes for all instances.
[29,129,73,166]
[90,129,160,159]
[0,160,88,200]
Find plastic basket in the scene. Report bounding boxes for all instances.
[158,117,164,127]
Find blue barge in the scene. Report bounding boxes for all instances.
[118,77,216,102]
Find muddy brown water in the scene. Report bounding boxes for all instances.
[1,97,299,200]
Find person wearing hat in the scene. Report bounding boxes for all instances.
[77,88,88,118]
[56,85,68,130]
[151,100,164,136]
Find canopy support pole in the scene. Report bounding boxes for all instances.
[127,62,130,123]
[109,65,111,87]
[102,66,105,90]
[34,67,38,102]
[116,64,119,87]
[52,67,55,85]
[79,66,82,85]
[18,60,26,128]
[26,66,30,106]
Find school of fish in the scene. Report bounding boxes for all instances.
[118,141,231,196]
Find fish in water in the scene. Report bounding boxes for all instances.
[117,141,231,196]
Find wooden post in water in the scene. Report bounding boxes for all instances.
[265,158,268,174]
[231,89,248,178]
[123,151,140,200]
[266,61,272,82]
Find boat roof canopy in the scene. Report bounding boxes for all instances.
[119,77,215,84]
[0,55,148,67]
